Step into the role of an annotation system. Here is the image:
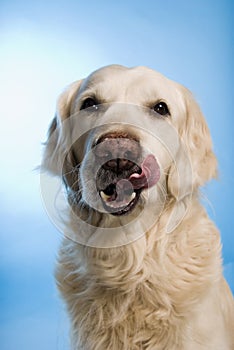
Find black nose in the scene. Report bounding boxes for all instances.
[103,158,134,171]
[93,133,141,172]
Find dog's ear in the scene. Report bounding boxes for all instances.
[180,86,217,187]
[168,87,217,195]
[42,80,83,175]
[166,86,217,233]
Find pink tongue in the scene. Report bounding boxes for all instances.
[129,154,160,189]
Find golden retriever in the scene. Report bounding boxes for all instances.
[42,65,234,349]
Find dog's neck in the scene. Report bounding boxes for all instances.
[61,195,221,303]
[56,196,222,349]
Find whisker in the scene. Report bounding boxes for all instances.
[62,164,80,177]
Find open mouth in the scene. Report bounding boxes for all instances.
[99,182,142,216]
[98,154,160,216]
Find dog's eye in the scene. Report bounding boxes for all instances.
[153,102,170,116]
[80,98,99,110]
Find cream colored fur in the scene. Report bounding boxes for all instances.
[43,65,234,349]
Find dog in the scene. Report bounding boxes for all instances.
[42,65,234,349]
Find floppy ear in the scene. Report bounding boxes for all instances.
[166,86,217,233]
[42,80,83,175]
[180,86,217,187]
[168,86,217,196]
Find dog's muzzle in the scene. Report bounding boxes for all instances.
[93,132,160,215]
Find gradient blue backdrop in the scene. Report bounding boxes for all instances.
[1,1,233,349]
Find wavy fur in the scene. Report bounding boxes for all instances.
[43,65,234,349]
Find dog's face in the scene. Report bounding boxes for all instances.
[43,65,217,243]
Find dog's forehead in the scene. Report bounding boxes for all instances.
[79,65,180,104]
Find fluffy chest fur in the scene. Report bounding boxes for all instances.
[56,203,227,350]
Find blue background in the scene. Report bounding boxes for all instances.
[1,1,233,349]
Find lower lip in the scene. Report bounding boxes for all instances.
[101,190,141,216]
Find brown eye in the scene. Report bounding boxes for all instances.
[80,98,99,110]
[153,102,170,116]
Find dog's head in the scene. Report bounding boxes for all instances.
[42,65,217,242]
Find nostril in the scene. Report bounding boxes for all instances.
[102,158,136,172]
[118,159,134,170]
[105,159,118,171]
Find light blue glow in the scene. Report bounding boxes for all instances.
[1,1,233,349]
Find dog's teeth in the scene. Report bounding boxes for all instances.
[130,192,136,200]
[100,191,111,201]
